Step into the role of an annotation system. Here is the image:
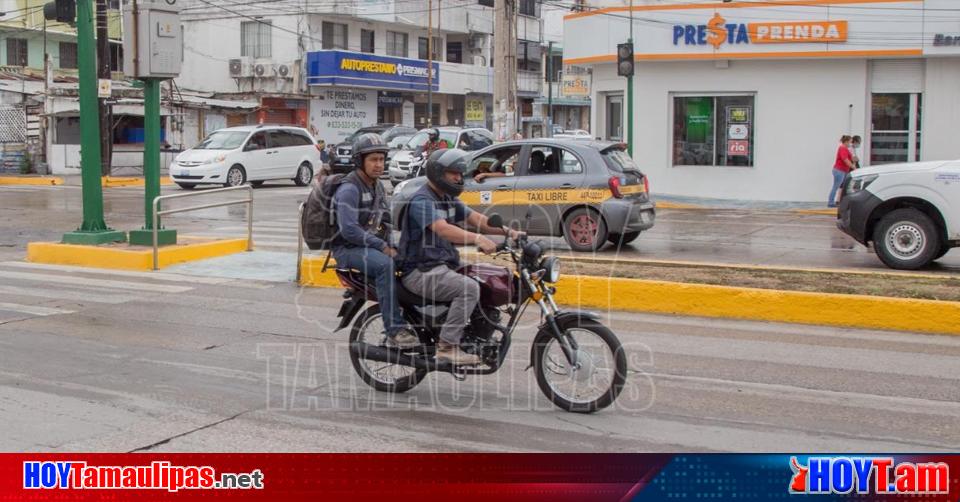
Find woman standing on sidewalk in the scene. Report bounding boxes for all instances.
[829,135,855,208]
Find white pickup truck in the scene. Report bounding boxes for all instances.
[837,160,960,270]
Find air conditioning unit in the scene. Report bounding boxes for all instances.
[276,64,292,79]
[467,34,484,50]
[253,62,273,78]
[228,57,253,78]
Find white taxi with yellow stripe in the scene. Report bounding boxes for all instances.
[392,139,655,252]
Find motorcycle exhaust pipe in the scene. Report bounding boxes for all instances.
[351,342,455,373]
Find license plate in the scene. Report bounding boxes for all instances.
[179,170,189,177]
[640,211,652,224]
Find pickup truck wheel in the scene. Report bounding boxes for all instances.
[872,208,941,270]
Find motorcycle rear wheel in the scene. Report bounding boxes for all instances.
[532,319,627,413]
[349,305,428,393]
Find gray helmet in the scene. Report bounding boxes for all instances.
[426,128,440,142]
[425,149,469,197]
[351,133,389,168]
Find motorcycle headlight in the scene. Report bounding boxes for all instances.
[846,174,878,194]
[540,256,561,283]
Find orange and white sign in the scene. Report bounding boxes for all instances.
[750,21,848,44]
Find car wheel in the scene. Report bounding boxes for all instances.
[871,208,941,270]
[563,208,608,252]
[294,163,313,186]
[224,165,246,188]
[176,183,196,190]
[934,243,951,261]
[608,231,640,247]
[250,181,265,188]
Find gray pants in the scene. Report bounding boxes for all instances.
[401,265,480,345]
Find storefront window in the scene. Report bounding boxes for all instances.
[870,93,922,164]
[672,95,754,167]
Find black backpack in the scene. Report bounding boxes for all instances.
[301,173,352,250]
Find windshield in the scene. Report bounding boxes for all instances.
[602,148,640,172]
[194,131,248,150]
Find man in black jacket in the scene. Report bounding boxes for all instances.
[332,133,418,348]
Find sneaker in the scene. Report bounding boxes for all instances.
[435,343,481,366]
[385,328,420,349]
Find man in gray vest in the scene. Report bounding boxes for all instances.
[332,133,418,348]
[399,150,521,366]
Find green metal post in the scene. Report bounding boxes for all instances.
[128,79,177,246]
[627,49,633,158]
[62,0,125,245]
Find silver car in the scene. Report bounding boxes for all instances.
[392,139,655,252]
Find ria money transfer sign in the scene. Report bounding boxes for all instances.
[306,50,439,92]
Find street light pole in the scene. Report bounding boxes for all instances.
[62,0,125,245]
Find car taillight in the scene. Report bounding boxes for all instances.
[643,175,650,194]
[608,176,623,199]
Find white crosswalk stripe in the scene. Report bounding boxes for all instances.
[0,302,75,316]
[0,270,193,293]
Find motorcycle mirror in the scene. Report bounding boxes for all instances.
[487,214,504,229]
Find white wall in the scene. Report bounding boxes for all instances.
[593,59,869,202]
[922,58,960,162]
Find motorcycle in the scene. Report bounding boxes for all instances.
[334,214,628,413]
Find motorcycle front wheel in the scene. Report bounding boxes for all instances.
[349,305,428,393]
[532,319,627,413]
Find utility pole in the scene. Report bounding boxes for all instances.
[547,40,553,137]
[427,0,433,127]
[627,0,634,156]
[96,0,112,177]
[60,0,125,244]
[493,0,516,140]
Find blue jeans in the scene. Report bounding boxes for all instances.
[828,169,846,206]
[333,247,405,336]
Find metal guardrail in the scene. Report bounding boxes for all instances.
[152,185,254,270]
[296,201,305,283]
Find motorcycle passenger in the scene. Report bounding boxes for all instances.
[398,149,522,365]
[333,133,418,349]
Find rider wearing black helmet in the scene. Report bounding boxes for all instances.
[398,149,522,366]
[332,133,418,348]
[415,128,448,158]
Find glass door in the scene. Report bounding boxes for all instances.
[606,94,623,142]
[871,93,921,165]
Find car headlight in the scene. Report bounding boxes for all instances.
[846,174,879,194]
[389,160,399,169]
[540,256,561,283]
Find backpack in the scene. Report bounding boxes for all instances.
[301,172,352,250]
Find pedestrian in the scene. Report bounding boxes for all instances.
[849,135,862,170]
[829,135,855,208]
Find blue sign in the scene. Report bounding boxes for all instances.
[306,50,439,92]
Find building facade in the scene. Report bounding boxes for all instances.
[564,0,960,203]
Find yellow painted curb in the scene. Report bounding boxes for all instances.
[299,255,960,336]
[102,176,174,188]
[27,238,249,271]
[794,208,839,216]
[656,201,704,210]
[0,176,64,186]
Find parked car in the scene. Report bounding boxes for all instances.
[837,159,959,269]
[553,129,592,140]
[329,124,417,174]
[388,126,494,184]
[169,125,322,189]
[392,139,655,252]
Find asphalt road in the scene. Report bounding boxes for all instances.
[2,182,958,272]
[1,259,959,452]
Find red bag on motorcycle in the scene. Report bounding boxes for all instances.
[459,263,514,307]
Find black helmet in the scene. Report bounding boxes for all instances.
[426,128,440,142]
[425,149,469,197]
[351,133,389,168]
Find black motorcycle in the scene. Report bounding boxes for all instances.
[334,215,628,413]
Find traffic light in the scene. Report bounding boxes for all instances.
[43,0,75,23]
[617,42,634,77]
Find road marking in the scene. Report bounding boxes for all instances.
[1,262,234,285]
[0,285,136,305]
[0,302,75,316]
[0,270,193,293]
